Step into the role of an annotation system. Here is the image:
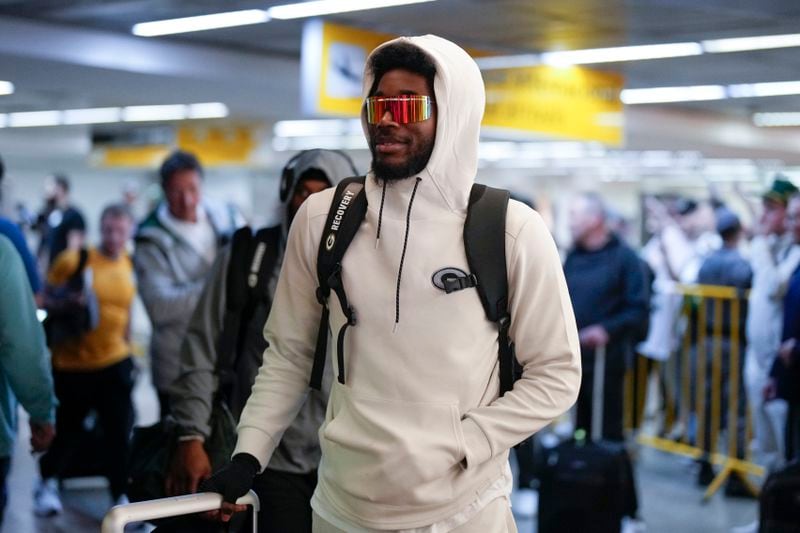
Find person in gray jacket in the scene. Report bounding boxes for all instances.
[134,150,242,417]
[165,149,358,533]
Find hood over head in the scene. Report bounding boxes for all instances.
[362,35,485,214]
[279,148,359,239]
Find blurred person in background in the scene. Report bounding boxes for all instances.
[134,150,242,418]
[35,174,86,270]
[564,192,649,442]
[0,153,42,298]
[0,234,57,526]
[34,204,137,517]
[745,178,800,471]
[163,149,357,533]
[766,193,800,462]
[694,208,753,494]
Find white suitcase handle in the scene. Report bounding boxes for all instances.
[101,490,260,533]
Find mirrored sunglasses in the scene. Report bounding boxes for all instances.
[365,95,434,124]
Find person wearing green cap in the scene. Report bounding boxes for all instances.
[744,176,800,472]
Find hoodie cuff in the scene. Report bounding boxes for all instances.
[233,427,279,473]
[460,417,492,469]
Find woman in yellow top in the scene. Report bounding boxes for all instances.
[34,203,137,517]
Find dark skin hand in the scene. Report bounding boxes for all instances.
[29,421,55,452]
[166,441,247,522]
[165,439,211,496]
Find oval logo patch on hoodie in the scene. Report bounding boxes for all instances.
[431,267,469,291]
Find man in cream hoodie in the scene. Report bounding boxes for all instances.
[204,35,581,532]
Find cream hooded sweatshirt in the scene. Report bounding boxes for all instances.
[235,35,581,529]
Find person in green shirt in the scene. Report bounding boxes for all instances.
[0,234,57,525]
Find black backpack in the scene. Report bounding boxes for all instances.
[308,176,517,397]
[217,225,282,418]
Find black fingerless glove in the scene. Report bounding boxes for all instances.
[199,453,260,503]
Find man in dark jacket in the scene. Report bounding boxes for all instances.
[164,150,357,532]
[564,192,648,442]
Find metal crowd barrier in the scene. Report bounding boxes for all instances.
[625,283,763,501]
[101,490,260,533]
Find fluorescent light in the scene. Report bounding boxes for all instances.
[729,81,800,98]
[0,114,7,128]
[9,111,62,127]
[62,107,122,125]
[274,119,362,137]
[541,42,702,66]
[132,9,269,37]
[753,113,800,127]
[0,80,13,96]
[475,54,540,70]
[123,105,188,122]
[272,135,368,151]
[703,33,800,53]
[621,85,726,104]
[268,0,436,20]
[187,102,228,119]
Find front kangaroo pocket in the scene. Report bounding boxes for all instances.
[321,382,465,506]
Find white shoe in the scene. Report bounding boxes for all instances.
[622,517,647,533]
[730,520,759,533]
[33,478,63,517]
[511,488,538,518]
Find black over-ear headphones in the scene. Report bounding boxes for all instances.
[279,149,359,202]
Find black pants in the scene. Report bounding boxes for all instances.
[254,468,317,533]
[40,357,135,499]
[0,456,10,525]
[152,468,318,533]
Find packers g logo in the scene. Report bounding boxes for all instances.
[325,233,336,251]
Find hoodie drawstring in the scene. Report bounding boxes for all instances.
[394,177,422,332]
[376,179,388,247]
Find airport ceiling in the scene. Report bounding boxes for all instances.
[2,0,800,123]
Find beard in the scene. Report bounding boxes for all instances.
[369,137,434,182]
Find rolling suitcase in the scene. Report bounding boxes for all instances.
[538,345,637,533]
[101,490,260,533]
[759,460,800,533]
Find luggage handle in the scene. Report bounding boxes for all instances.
[101,490,260,533]
[591,344,606,443]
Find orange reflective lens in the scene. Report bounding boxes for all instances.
[365,95,433,124]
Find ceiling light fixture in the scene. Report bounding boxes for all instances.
[273,119,362,137]
[9,111,62,128]
[540,42,702,66]
[187,103,229,119]
[123,105,188,122]
[474,54,541,70]
[702,33,800,53]
[728,80,800,98]
[268,0,437,20]
[62,107,122,125]
[753,112,800,127]
[0,81,13,96]
[0,103,228,127]
[621,85,726,104]
[132,9,270,37]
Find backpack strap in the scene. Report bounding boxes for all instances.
[309,177,368,390]
[464,184,514,395]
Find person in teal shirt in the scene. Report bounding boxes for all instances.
[0,234,57,524]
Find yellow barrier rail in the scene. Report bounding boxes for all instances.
[626,283,763,501]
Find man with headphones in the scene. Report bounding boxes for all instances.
[163,149,358,533]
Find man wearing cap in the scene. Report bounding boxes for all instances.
[745,178,800,471]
